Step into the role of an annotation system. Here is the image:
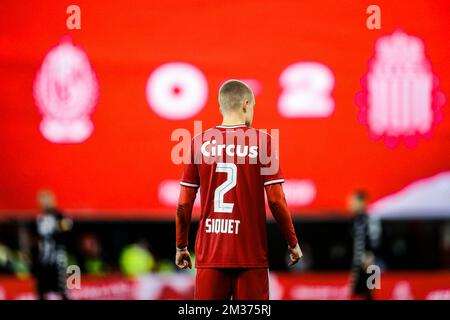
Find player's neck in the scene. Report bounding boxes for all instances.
[221,113,246,127]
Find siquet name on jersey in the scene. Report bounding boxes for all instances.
[205,218,241,234]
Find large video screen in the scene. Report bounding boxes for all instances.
[0,0,449,218]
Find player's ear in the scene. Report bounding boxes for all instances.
[242,100,248,113]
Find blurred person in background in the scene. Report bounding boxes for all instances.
[31,190,73,300]
[119,238,155,277]
[78,233,106,275]
[348,190,375,300]
[0,230,31,277]
[0,241,15,274]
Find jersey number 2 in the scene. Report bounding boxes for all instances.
[214,163,237,213]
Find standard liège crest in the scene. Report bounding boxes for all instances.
[33,37,99,143]
[356,30,445,147]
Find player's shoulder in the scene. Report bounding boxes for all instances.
[192,127,219,142]
[250,128,273,145]
[253,128,272,137]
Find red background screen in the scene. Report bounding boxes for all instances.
[0,0,449,218]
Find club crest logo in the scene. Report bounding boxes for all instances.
[356,30,445,148]
[33,37,99,143]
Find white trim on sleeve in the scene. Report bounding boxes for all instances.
[180,181,200,188]
[264,179,285,186]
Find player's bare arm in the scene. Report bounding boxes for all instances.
[265,183,303,266]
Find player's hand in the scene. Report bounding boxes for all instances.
[175,247,192,269]
[288,243,303,267]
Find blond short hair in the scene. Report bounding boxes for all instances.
[218,80,254,112]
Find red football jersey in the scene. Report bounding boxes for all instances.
[181,124,284,268]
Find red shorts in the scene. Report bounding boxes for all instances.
[194,268,269,300]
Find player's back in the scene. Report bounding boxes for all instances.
[181,124,284,268]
